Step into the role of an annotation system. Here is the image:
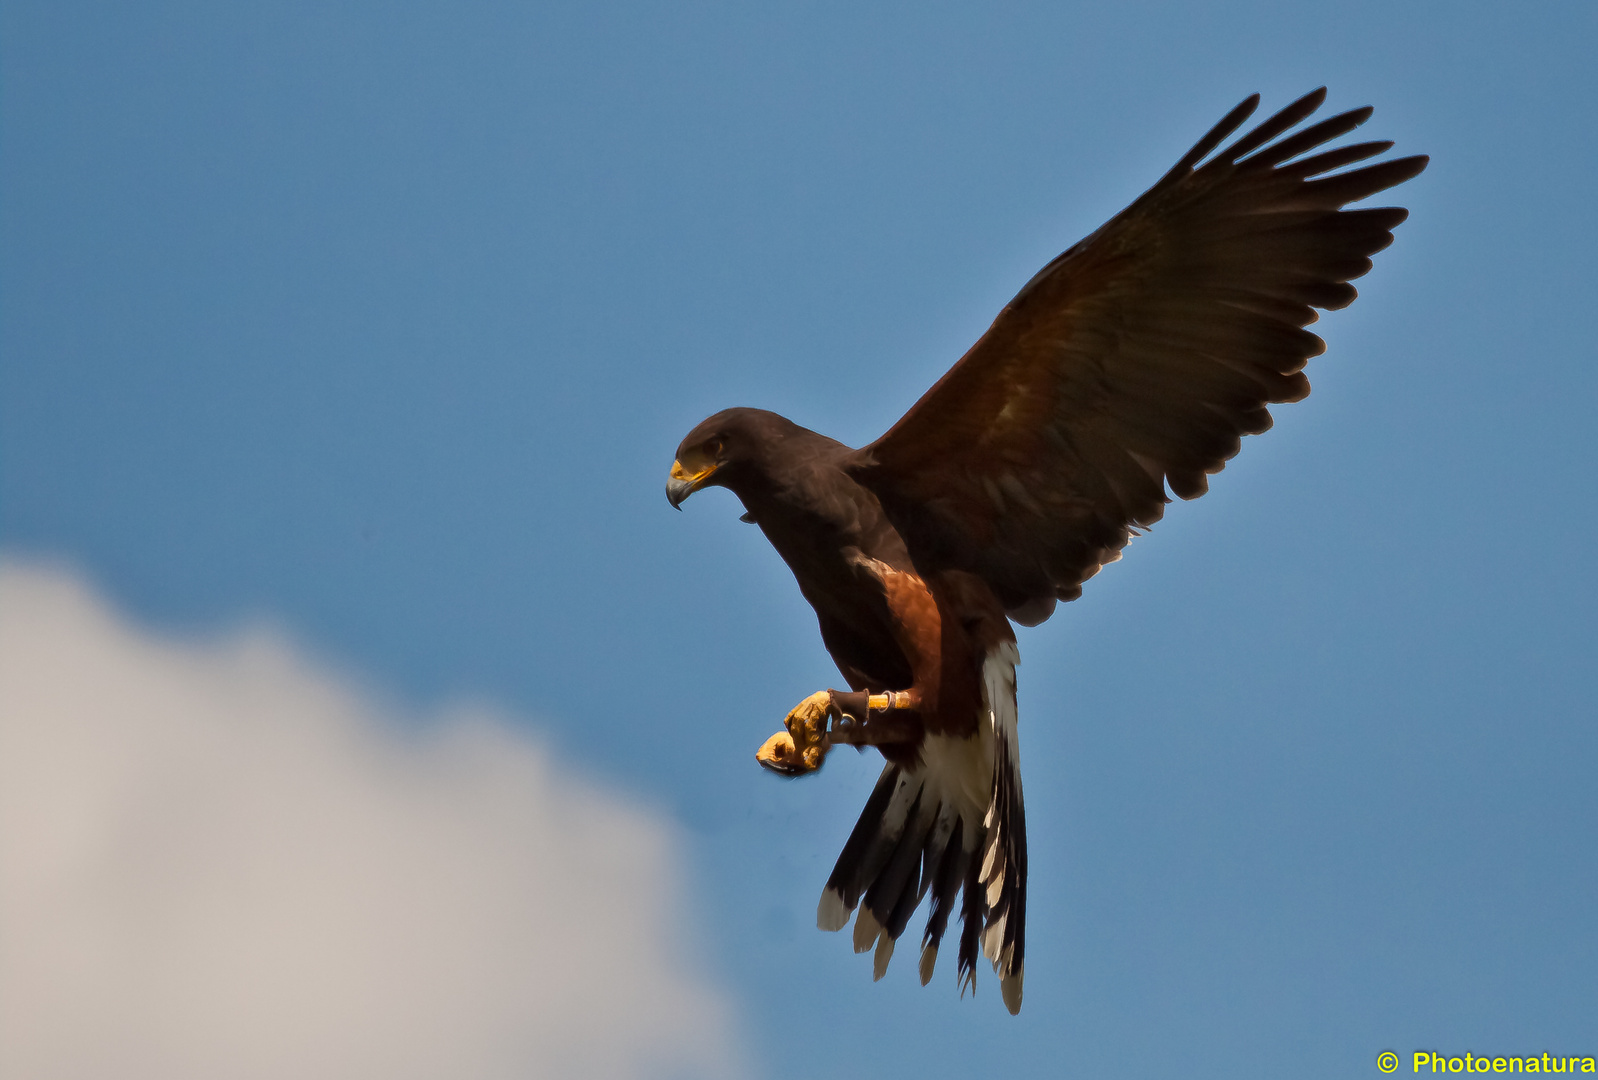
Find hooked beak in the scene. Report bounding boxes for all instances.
[666,459,717,509]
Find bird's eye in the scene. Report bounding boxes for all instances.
[704,438,724,457]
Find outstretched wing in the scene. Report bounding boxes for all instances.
[845,89,1428,624]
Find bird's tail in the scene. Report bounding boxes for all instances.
[816,641,1026,1013]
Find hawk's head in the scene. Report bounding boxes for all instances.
[666,407,798,510]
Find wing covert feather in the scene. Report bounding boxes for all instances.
[845,89,1427,623]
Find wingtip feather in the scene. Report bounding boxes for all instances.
[1161,92,1261,181]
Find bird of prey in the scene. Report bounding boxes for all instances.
[665,89,1426,1014]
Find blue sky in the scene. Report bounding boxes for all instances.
[3,1,1595,1077]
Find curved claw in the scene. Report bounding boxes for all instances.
[755,690,836,775]
[755,731,810,775]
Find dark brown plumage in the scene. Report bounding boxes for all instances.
[666,89,1426,1013]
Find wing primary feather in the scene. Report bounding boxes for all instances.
[1156,92,1261,183]
[1305,155,1430,204]
[1241,106,1374,168]
[1284,139,1394,178]
[1219,86,1328,163]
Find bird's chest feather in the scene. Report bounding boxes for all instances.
[756,517,891,630]
[749,475,910,623]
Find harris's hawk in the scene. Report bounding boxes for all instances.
[666,90,1425,1014]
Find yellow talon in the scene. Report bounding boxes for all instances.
[755,731,803,773]
[755,690,835,775]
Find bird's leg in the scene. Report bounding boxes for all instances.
[755,689,922,775]
[826,690,922,746]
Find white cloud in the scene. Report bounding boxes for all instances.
[0,559,742,1080]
